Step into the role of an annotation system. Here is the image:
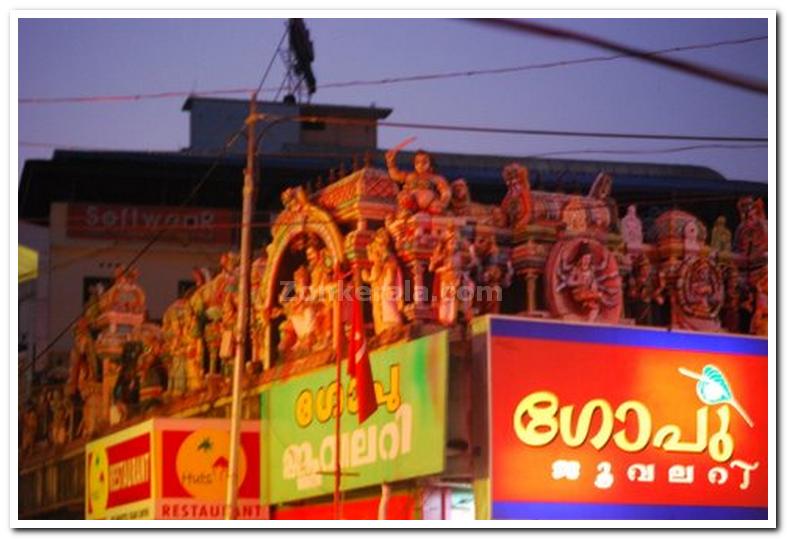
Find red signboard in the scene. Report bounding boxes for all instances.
[86,422,154,519]
[487,317,768,520]
[273,494,416,520]
[86,418,266,520]
[156,422,263,519]
[67,203,237,244]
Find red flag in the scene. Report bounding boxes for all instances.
[347,282,378,424]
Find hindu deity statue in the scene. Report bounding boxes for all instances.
[565,241,604,321]
[748,270,768,336]
[470,233,513,315]
[734,197,767,259]
[621,204,644,250]
[386,147,451,217]
[48,389,70,446]
[550,239,621,323]
[626,253,666,325]
[21,404,37,454]
[562,196,588,233]
[191,252,239,376]
[448,178,473,217]
[250,252,268,364]
[276,263,332,357]
[135,324,166,409]
[67,318,99,396]
[429,226,475,325]
[683,220,702,253]
[361,228,404,335]
[710,215,733,253]
[588,172,617,231]
[500,163,532,228]
[100,267,146,315]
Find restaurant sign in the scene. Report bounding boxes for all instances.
[261,331,449,505]
[485,316,768,520]
[86,418,264,519]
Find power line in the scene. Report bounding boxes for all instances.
[20,139,768,159]
[377,120,767,143]
[21,108,769,148]
[18,34,767,105]
[471,19,767,95]
[256,23,288,95]
[529,143,767,158]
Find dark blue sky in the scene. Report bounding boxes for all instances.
[18,18,768,182]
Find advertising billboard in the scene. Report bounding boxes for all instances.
[261,331,449,505]
[485,316,768,520]
[67,203,238,244]
[86,421,155,520]
[86,418,264,519]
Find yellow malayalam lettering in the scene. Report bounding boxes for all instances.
[612,400,652,452]
[293,364,402,426]
[559,398,614,450]
[512,392,736,462]
[513,391,559,447]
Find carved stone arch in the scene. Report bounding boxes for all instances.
[258,193,344,369]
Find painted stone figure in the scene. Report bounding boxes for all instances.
[448,178,473,217]
[429,226,475,325]
[588,171,617,230]
[626,253,666,325]
[562,196,588,233]
[361,228,404,335]
[386,148,451,217]
[250,253,268,364]
[500,163,532,228]
[547,238,622,323]
[470,233,513,315]
[621,204,644,250]
[191,252,239,375]
[734,197,767,259]
[683,220,702,252]
[673,257,724,331]
[276,264,331,356]
[710,215,733,253]
[100,267,146,315]
[749,270,767,336]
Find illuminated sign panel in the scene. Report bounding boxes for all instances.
[487,317,768,520]
[262,331,449,505]
[86,421,154,520]
[86,418,264,520]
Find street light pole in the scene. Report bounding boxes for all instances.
[225,92,257,520]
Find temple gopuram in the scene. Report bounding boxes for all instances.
[18,140,769,520]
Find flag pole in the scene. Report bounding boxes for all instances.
[333,264,343,520]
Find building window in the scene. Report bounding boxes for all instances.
[178,280,196,298]
[83,276,114,304]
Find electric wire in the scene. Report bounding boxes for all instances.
[256,24,288,96]
[470,19,767,95]
[18,34,767,105]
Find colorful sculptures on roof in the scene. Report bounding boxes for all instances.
[547,238,622,323]
[361,228,404,336]
[30,148,767,456]
[501,163,532,228]
[386,147,451,217]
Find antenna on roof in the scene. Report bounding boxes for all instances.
[280,18,317,104]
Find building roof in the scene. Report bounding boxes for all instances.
[18,147,766,231]
[182,96,393,120]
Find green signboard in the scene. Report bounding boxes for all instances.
[261,331,449,505]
